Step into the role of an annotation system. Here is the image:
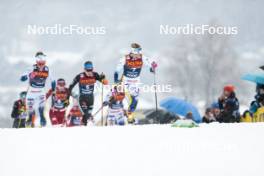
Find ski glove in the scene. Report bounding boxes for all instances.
[103,101,109,106]
[20,75,28,82]
[150,61,158,73]
[64,99,70,107]
[114,72,119,83]
[102,79,109,85]
[51,80,56,92]
[100,73,106,80]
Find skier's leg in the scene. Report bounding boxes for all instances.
[57,110,66,124]
[125,83,140,123]
[49,110,65,126]
[69,117,74,127]
[79,96,88,125]
[26,91,36,127]
[116,110,126,126]
[20,119,26,128]
[79,95,94,126]
[128,94,139,112]
[86,95,94,124]
[107,115,114,126]
[38,93,46,127]
[106,109,116,126]
[49,109,58,125]
[108,117,115,126]
[12,119,19,128]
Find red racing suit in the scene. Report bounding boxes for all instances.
[46,87,70,125]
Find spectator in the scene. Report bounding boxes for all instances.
[185,112,193,120]
[250,84,264,114]
[211,102,221,122]
[11,91,27,128]
[202,108,216,123]
[251,93,264,122]
[218,85,240,123]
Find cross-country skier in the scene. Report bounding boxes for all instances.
[68,61,108,126]
[20,51,56,127]
[114,43,157,123]
[66,100,83,127]
[11,91,27,128]
[103,85,127,126]
[46,78,70,126]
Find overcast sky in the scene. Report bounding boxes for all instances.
[0,0,264,63]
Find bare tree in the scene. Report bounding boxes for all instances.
[164,20,243,108]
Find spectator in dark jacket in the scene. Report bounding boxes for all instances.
[185,112,194,120]
[218,85,240,123]
[211,102,221,122]
[202,108,216,123]
[249,84,264,114]
[11,91,27,128]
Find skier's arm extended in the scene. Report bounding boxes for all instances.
[48,70,56,92]
[68,74,80,95]
[94,72,108,85]
[46,89,53,99]
[103,91,113,106]
[114,57,125,83]
[20,68,31,82]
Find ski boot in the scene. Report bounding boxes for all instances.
[127,111,135,124]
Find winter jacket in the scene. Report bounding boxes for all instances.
[11,99,26,119]
[249,94,264,114]
[218,92,240,123]
[11,99,27,128]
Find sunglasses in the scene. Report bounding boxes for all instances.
[84,68,93,72]
[84,64,93,71]
[57,80,65,86]
[37,61,46,66]
[20,94,27,99]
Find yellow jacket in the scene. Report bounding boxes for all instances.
[253,106,264,122]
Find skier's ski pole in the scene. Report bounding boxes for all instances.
[93,105,104,118]
[101,82,104,126]
[153,71,159,123]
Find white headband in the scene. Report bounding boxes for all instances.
[36,54,46,61]
[131,47,142,54]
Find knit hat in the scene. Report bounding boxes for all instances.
[224,84,235,92]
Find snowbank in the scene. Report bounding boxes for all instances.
[0,123,264,176]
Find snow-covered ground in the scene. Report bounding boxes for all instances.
[0,123,264,176]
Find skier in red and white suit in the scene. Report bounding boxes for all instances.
[46,78,70,126]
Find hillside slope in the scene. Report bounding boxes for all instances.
[0,123,263,176]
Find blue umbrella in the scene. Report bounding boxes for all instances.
[160,97,202,123]
[241,73,264,85]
